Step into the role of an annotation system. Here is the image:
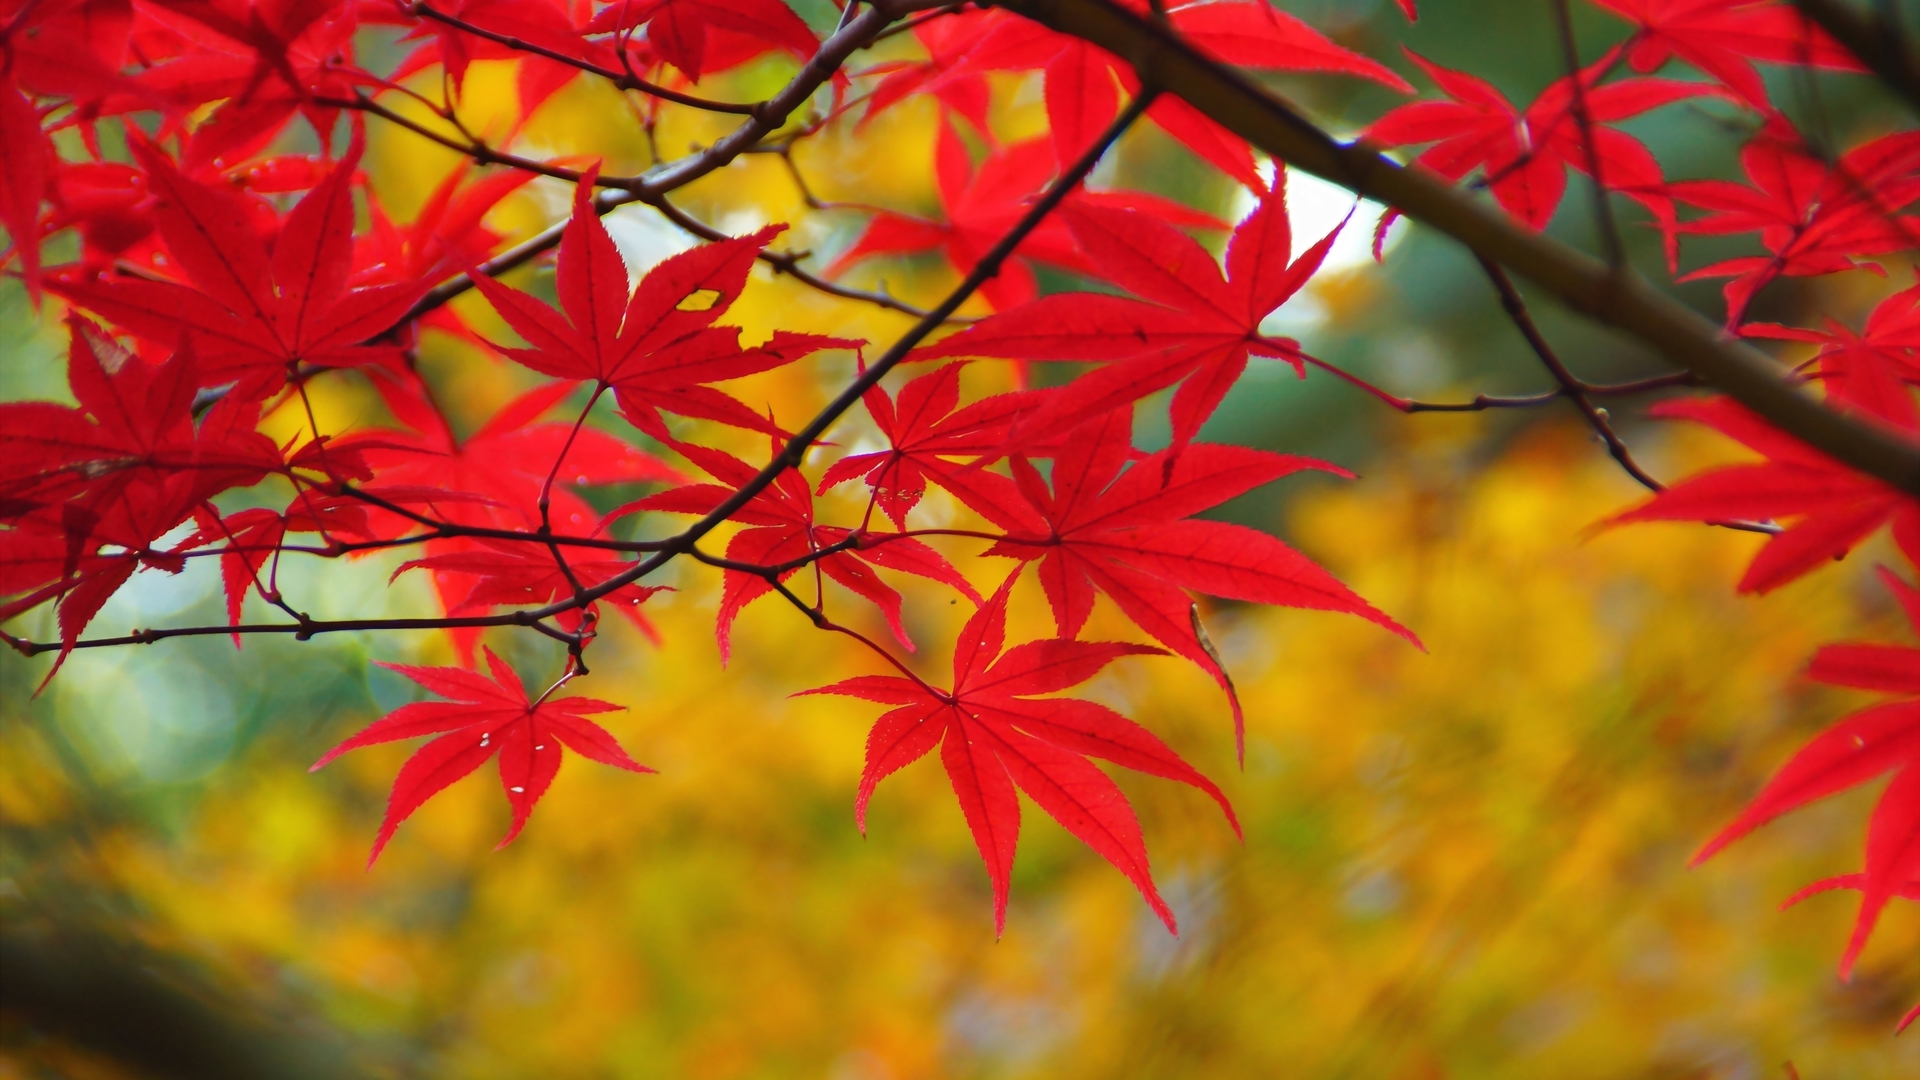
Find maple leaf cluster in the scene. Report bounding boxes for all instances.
[0,0,1420,927]
[0,0,1916,1023]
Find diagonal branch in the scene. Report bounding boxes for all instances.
[1473,255,1664,492]
[524,90,1163,618]
[994,0,1920,497]
[392,0,901,327]
[7,87,1158,660]
[645,193,955,320]
[1794,0,1920,115]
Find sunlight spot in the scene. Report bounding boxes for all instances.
[1233,158,1406,275]
[603,203,697,281]
[677,288,722,312]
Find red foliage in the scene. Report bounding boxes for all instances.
[827,115,1224,313]
[919,172,1346,453]
[468,169,853,440]
[1365,46,1716,267]
[0,0,1917,1014]
[312,647,652,863]
[1671,122,1920,325]
[1696,568,1920,978]
[801,575,1237,935]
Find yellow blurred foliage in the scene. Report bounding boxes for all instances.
[6,422,1917,1078]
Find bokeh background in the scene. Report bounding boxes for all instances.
[4,0,1919,1076]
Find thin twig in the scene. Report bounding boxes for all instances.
[6,85,1154,660]
[410,1,761,114]
[531,91,1162,618]
[1474,257,1781,536]
[387,1,900,327]
[1474,255,1665,491]
[645,193,960,321]
[1549,0,1626,267]
[1400,373,1701,412]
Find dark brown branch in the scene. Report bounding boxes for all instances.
[390,1,901,326]
[1795,0,1920,115]
[994,0,1920,497]
[475,91,1160,622]
[644,193,957,320]
[1473,258,1780,536]
[2,610,580,657]
[4,85,1152,662]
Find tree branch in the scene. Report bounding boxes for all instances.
[994,0,1920,497]
[1399,373,1699,412]
[1474,255,1665,492]
[6,86,1154,661]
[453,90,1161,622]
[1549,0,1626,266]
[392,1,901,326]
[644,192,956,320]
[1795,0,1920,115]
[409,1,761,114]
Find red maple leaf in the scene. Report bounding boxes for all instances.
[47,143,428,399]
[620,439,980,661]
[962,2,1411,188]
[353,362,682,537]
[392,534,668,644]
[45,160,164,272]
[800,574,1238,934]
[854,10,995,133]
[938,408,1419,755]
[1779,863,1920,1032]
[1694,567,1920,979]
[0,75,52,300]
[132,0,370,168]
[469,168,857,441]
[1743,283,1920,387]
[347,366,680,662]
[581,0,817,83]
[0,317,278,668]
[354,162,536,347]
[815,362,1059,530]
[1611,381,1920,593]
[312,647,652,863]
[917,169,1341,454]
[827,117,1223,313]
[1364,47,1718,267]
[1591,0,1863,107]
[1671,122,1920,326]
[0,0,137,110]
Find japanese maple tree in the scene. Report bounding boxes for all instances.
[4,0,1919,1039]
